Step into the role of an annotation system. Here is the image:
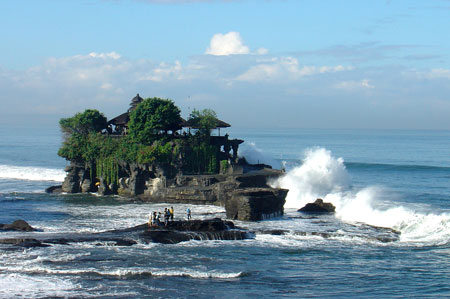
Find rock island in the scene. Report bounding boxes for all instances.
[51,94,288,221]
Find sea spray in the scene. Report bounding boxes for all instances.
[273,147,450,245]
[238,142,281,169]
[272,147,349,209]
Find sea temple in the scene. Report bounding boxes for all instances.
[51,94,288,221]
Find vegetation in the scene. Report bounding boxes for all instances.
[58,98,223,182]
[188,108,218,137]
[58,109,108,162]
[59,109,107,136]
[128,97,182,144]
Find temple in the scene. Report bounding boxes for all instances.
[55,94,287,221]
[106,94,245,173]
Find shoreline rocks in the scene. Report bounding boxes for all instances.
[0,218,251,248]
[0,220,35,232]
[298,199,336,213]
[49,161,288,221]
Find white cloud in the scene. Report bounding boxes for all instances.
[139,60,184,82]
[1,49,450,130]
[256,48,269,55]
[425,68,450,79]
[334,79,375,90]
[236,56,352,82]
[88,52,121,59]
[206,32,250,56]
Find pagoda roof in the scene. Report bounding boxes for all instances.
[128,93,144,112]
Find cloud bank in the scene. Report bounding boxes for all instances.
[1,32,449,130]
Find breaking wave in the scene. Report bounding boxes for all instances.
[0,164,65,182]
[272,147,450,245]
[0,266,244,280]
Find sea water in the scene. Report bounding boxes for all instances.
[1,125,450,298]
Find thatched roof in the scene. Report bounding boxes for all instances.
[181,118,231,129]
[108,112,129,125]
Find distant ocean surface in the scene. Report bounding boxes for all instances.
[1,125,450,298]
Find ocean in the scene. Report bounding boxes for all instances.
[1,125,450,298]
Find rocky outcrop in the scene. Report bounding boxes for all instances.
[226,188,287,221]
[0,218,251,247]
[0,220,35,232]
[45,185,63,193]
[61,163,94,193]
[139,218,249,244]
[298,198,336,213]
[53,161,288,221]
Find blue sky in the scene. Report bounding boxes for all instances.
[1,0,450,129]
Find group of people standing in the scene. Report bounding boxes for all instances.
[148,206,192,227]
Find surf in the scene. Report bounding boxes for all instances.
[0,164,65,182]
[272,147,450,245]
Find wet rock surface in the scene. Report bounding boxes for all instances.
[51,160,288,221]
[298,198,336,213]
[0,220,35,232]
[0,218,251,248]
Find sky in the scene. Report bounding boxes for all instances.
[1,0,450,130]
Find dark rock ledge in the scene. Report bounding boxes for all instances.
[298,198,336,213]
[0,218,252,248]
[0,220,35,232]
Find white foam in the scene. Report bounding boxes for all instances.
[0,265,242,280]
[0,164,65,182]
[0,273,77,299]
[146,268,243,279]
[273,147,450,246]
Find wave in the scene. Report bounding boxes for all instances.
[0,164,65,182]
[0,266,244,280]
[271,147,450,246]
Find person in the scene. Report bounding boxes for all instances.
[157,212,162,226]
[186,207,191,220]
[164,208,170,227]
[169,206,174,221]
[148,212,152,227]
[151,211,158,227]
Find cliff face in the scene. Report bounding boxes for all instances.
[60,161,287,221]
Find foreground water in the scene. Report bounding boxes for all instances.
[1,126,450,298]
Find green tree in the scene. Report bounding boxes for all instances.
[188,108,218,136]
[128,97,182,144]
[59,109,107,136]
[58,109,107,161]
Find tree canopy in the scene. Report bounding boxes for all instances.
[128,97,182,144]
[59,109,107,136]
[188,108,218,136]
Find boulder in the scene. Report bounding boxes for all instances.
[45,185,63,193]
[0,220,35,231]
[226,188,287,221]
[298,198,336,213]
